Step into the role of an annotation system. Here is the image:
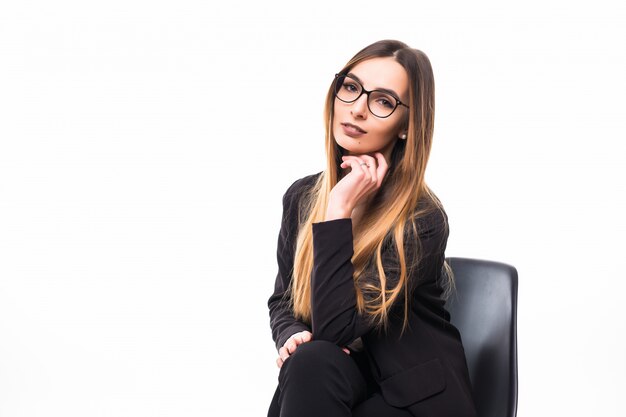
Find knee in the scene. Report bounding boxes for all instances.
[280,340,347,380]
[295,339,344,357]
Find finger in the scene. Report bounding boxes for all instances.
[293,331,311,346]
[354,156,373,182]
[345,154,375,175]
[276,357,283,368]
[288,332,302,344]
[359,154,378,186]
[293,333,305,345]
[284,335,299,352]
[285,339,297,354]
[373,152,389,188]
[341,155,368,167]
[278,347,290,362]
[342,348,350,355]
[341,156,369,179]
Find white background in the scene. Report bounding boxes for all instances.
[1,1,625,416]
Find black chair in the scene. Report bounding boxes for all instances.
[445,257,518,417]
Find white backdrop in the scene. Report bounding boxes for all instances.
[1,1,625,416]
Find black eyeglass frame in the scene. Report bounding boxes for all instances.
[333,73,409,118]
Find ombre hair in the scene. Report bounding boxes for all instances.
[289,40,453,332]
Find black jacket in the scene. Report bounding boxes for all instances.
[268,172,477,417]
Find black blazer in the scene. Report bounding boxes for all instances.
[268,172,477,417]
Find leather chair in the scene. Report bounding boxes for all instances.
[445,257,519,417]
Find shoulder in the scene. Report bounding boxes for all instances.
[377,189,449,266]
[282,171,323,207]
[279,171,323,232]
[411,187,449,237]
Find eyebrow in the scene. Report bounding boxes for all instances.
[347,72,403,101]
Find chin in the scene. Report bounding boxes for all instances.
[335,134,364,154]
[337,142,361,155]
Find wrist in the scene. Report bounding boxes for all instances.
[325,204,352,221]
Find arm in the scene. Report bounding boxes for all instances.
[310,218,370,346]
[310,206,449,347]
[267,178,312,350]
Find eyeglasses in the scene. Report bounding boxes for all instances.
[333,73,409,118]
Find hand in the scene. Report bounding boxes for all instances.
[276,331,350,368]
[276,331,311,369]
[325,152,389,221]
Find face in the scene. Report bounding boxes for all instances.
[332,57,409,162]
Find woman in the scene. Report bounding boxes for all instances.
[267,39,477,417]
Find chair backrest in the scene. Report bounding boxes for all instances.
[445,257,518,417]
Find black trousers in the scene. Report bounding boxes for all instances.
[267,340,412,417]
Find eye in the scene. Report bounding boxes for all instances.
[342,82,359,93]
[376,97,395,109]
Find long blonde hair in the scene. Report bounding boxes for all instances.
[289,40,453,332]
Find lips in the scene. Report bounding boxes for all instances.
[341,122,367,137]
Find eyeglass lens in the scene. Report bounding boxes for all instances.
[334,75,398,118]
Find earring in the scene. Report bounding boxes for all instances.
[400,133,407,140]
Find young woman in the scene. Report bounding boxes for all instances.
[267,40,477,417]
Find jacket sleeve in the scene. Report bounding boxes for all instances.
[310,206,449,347]
[267,180,312,351]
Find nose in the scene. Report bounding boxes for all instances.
[350,93,368,119]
